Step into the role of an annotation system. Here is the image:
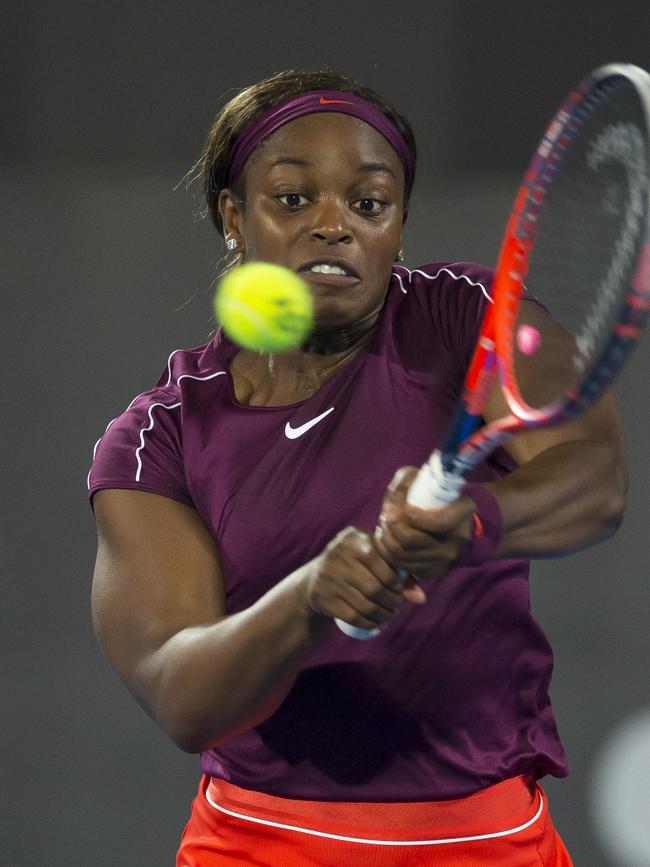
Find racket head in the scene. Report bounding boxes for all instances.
[493,63,650,425]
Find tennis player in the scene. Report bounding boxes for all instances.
[88,70,627,866]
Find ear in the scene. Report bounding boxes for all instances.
[218,188,245,247]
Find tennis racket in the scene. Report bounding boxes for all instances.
[336,62,650,640]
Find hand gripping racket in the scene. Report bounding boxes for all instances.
[336,62,650,639]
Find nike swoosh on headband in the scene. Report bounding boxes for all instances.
[284,407,335,439]
[319,97,355,105]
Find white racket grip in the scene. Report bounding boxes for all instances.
[406,449,465,509]
[334,618,380,640]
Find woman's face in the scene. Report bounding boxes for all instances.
[220,113,406,331]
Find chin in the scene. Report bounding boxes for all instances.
[315,295,385,325]
[311,301,356,328]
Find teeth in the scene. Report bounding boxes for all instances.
[310,263,349,276]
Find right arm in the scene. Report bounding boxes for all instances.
[91,489,418,753]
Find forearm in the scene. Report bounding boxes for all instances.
[488,437,627,559]
[138,567,330,752]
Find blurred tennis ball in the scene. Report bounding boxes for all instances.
[214,262,314,352]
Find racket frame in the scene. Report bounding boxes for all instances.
[336,63,650,640]
[443,62,650,484]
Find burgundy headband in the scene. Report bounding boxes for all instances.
[227,89,414,191]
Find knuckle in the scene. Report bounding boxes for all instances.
[356,573,383,601]
[368,585,394,607]
[388,465,416,492]
[329,526,369,558]
[355,533,374,558]
[377,526,401,554]
[329,526,356,548]
[355,590,396,621]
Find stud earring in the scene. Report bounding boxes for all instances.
[225,238,239,251]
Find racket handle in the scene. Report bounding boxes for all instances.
[335,451,466,640]
[334,619,380,640]
[406,449,466,508]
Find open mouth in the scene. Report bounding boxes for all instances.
[298,259,361,281]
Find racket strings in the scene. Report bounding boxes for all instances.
[514,77,649,408]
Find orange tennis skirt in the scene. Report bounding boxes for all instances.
[176,774,573,866]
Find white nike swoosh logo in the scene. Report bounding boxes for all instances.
[285,407,335,439]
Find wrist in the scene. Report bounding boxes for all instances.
[284,565,332,636]
[455,483,503,566]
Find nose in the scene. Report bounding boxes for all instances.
[309,196,352,244]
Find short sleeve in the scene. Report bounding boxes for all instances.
[396,262,494,373]
[396,261,542,376]
[87,389,192,509]
[431,262,494,369]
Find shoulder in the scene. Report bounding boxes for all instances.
[153,337,229,392]
[87,336,226,505]
[389,261,493,348]
[96,338,221,440]
[391,261,494,306]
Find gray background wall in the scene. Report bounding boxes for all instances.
[3,2,649,865]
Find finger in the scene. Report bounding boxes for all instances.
[382,525,455,567]
[308,566,400,626]
[376,521,434,560]
[348,531,404,587]
[329,526,425,604]
[332,600,391,632]
[334,568,425,624]
[325,534,404,608]
[379,466,418,521]
[403,496,475,535]
[329,525,366,548]
[337,580,401,625]
[353,569,404,611]
[376,529,452,576]
[401,575,427,605]
[329,526,397,580]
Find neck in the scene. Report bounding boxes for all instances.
[301,320,373,356]
[260,325,374,387]
[230,314,379,407]
[301,302,383,355]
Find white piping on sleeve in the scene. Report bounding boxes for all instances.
[134,402,181,481]
[164,349,185,386]
[133,373,227,481]
[177,371,226,386]
[88,364,228,489]
[393,265,494,304]
[392,270,409,294]
[87,394,140,489]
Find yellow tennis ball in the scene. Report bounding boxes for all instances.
[215,262,314,352]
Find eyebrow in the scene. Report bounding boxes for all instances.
[269,156,315,169]
[270,156,396,179]
[357,161,396,179]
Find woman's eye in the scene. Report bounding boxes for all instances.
[277,193,309,208]
[355,198,385,213]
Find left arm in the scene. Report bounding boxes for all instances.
[376,302,628,575]
[483,391,627,559]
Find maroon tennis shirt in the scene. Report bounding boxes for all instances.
[88,261,568,801]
